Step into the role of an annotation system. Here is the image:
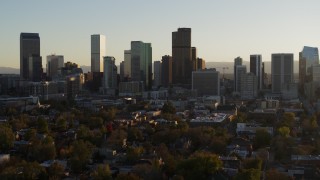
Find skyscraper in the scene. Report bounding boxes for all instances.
[28,55,43,82]
[172,28,192,85]
[250,55,262,90]
[20,33,40,80]
[299,46,319,84]
[241,73,258,99]
[234,57,244,92]
[272,53,294,93]
[235,65,247,93]
[192,69,220,96]
[154,61,161,88]
[130,41,152,89]
[47,55,64,79]
[161,55,172,87]
[103,56,117,93]
[124,50,131,79]
[91,34,106,73]
[197,58,206,70]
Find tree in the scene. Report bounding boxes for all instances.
[253,129,271,149]
[28,136,56,162]
[89,117,104,129]
[56,117,68,132]
[176,151,222,180]
[91,164,112,180]
[127,127,143,142]
[0,161,47,179]
[156,143,177,177]
[48,162,65,179]
[266,169,293,180]
[234,168,261,180]
[242,158,262,170]
[37,117,48,134]
[126,146,144,164]
[0,124,15,153]
[281,112,295,128]
[278,126,290,137]
[116,173,139,180]
[162,102,176,114]
[69,140,94,173]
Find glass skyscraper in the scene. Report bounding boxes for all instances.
[130,41,152,90]
[20,33,40,80]
[299,46,319,84]
[91,34,106,73]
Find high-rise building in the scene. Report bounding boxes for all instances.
[91,34,106,72]
[250,55,262,90]
[271,53,294,93]
[103,56,117,95]
[28,55,43,82]
[192,69,220,96]
[130,41,152,89]
[120,61,125,81]
[172,28,192,85]
[234,57,244,92]
[197,58,206,70]
[235,65,247,93]
[241,73,258,99]
[20,33,40,80]
[154,61,161,88]
[47,55,64,79]
[124,50,131,79]
[161,55,172,87]
[192,47,197,71]
[299,46,319,84]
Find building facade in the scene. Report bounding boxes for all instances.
[103,56,117,95]
[130,41,152,90]
[299,46,319,84]
[250,55,262,90]
[271,53,294,93]
[240,73,258,99]
[172,28,192,85]
[197,58,206,70]
[47,55,64,79]
[160,55,172,87]
[234,56,243,92]
[153,61,161,88]
[124,50,131,80]
[235,65,246,93]
[20,33,40,81]
[91,34,106,73]
[28,55,43,82]
[192,69,220,96]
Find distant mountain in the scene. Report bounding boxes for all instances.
[0,67,19,74]
[205,61,299,74]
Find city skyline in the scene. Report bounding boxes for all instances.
[1,1,320,68]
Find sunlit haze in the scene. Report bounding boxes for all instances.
[1,0,320,68]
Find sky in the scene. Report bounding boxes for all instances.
[1,0,320,68]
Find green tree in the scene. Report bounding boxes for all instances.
[0,124,15,152]
[116,173,139,180]
[56,117,68,132]
[266,169,293,180]
[176,151,222,180]
[69,140,94,173]
[48,162,65,179]
[242,158,262,170]
[37,117,49,134]
[253,129,271,149]
[89,117,104,129]
[126,146,144,164]
[278,126,290,137]
[234,168,261,180]
[281,112,295,128]
[162,101,176,114]
[0,161,47,179]
[91,164,112,180]
[127,127,143,142]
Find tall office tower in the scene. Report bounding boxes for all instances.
[299,46,319,84]
[154,61,162,88]
[241,73,258,99]
[197,58,206,70]
[234,57,243,92]
[235,65,247,93]
[47,55,64,78]
[91,34,106,72]
[130,41,152,89]
[20,33,40,80]
[272,53,294,93]
[250,55,262,90]
[192,69,220,96]
[172,28,192,85]
[28,55,43,82]
[262,62,266,88]
[161,55,172,87]
[192,47,197,71]
[120,61,125,81]
[124,50,131,79]
[103,56,117,91]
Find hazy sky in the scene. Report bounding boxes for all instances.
[1,0,320,68]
